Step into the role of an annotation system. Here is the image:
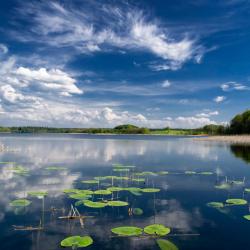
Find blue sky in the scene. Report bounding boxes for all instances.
[0,0,249,128]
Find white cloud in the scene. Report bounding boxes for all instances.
[16,2,205,70]
[15,67,83,96]
[161,80,171,88]
[196,110,219,118]
[214,96,226,103]
[221,81,249,91]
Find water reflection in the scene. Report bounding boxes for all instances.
[0,134,250,250]
[230,144,250,164]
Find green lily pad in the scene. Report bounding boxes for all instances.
[83,200,107,208]
[199,172,213,175]
[125,187,142,196]
[135,171,156,176]
[111,226,143,236]
[28,191,48,198]
[214,183,231,189]
[226,199,247,205]
[132,178,145,182]
[11,166,29,175]
[141,188,160,193]
[243,215,250,220]
[232,180,244,185]
[113,168,130,172]
[107,187,124,192]
[207,202,224,208]
[63,189,80,194]
[144,224,170,236]
[10,199,31,207]
[94,189,112,195]
[60,236,93,248]
[77,190,94,195]
[133,208,143,215]
[158,171,169,175]
[245,188,250,192]
[156,239,179,250]
[107,201,129,207]
[82,180,99,184]
[115,176,129,180]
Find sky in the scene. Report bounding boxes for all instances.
[0,0,249,128]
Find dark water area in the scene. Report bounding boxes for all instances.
[0,134,250,250]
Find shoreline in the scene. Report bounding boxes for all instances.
[195,135,250,144]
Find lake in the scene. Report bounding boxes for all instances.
[0,134,250,250]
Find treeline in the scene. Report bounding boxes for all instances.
[0,124,151,134]
[0,110,249,135]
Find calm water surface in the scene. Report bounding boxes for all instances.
[0,134,250,250]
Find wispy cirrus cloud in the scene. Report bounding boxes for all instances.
[221,81,249,91]
[13,1,205,71]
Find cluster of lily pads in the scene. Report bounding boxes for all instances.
[110,224,178,250]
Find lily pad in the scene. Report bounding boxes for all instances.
[144,224,170,236]
[111,226,143,236]
[141,188,160,193]
[132,178,145,182]
[63,189,80,194]
[156,239,179,250]
[207,202,224,208]
[199,172,213,175]
[243,215,250,220]
[28,191,48,198]
[83,200,107,208]
[107,201,129,207]
[10,199,31,207]
[107,187,124,192]
[11,166,29,175]
[82,180,99,184]
[158,171,169,175]
[226,199,247,205]
[113,168,130,172]
[214,183,231,189]
[94,189,112,195]
[133,208,143,215]
[245,188,250,192]
[60,236,93,248]
[135,171,156,176]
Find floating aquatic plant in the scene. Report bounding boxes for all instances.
[63,189,81,194]
[111,226,143,236]
[125,187,142,196]
[11,166,29,175]
[243,215,250,220]
[214,183,231,189]
[113,168,130,172]
[28,191,48,198]
[107,201,129,207]
[10,199,31,207]
[83,200,107,208]
[158,171,169,175]
[141,188,160,193]
[132,178,145,182]
[133,208,143,215]
[60,236,93,248]
[94,189,112,195]
[107,187,124,192]
[245,188,250,192]
[156,239,179,250]
[225,199,247,205]
[144,224,170,236]
[82,180,99,184]
[135,171,156,176]
[206,202,224,208]
[199,172,213,175]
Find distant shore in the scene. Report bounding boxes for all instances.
[195,135,250,144]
